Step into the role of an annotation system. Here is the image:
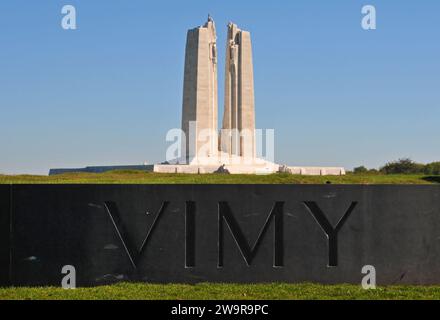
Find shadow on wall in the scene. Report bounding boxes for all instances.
[422,176,440,184]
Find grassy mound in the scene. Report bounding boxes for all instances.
[0,171,439,184]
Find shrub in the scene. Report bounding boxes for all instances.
[380,158,425,174]
[424,162,440,175]
[353,166,368,174]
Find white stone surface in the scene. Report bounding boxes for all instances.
[222,23,256,158]
[285,166,346,176]
[155,159,345,176]
[181,16,218,163]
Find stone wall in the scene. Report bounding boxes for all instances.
[1,185,440,286]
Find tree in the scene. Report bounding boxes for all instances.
[353,166,368,174]
[424,162,440,175]
[380,158,424,174]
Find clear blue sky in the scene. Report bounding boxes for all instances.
[1,0,439,174]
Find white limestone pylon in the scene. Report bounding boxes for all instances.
[221,22,256,160]
[181,16,218,164]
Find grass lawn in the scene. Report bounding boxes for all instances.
[1,283,440,300]
[0,171,440,184]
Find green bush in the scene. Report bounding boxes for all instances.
[380,158,425,175]
[353,166,368,174]
[424,162,440,175]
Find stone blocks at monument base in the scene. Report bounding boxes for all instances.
[1,185,440,286]
[286,166,346,176]
[154,162,280,175]
[154,164,345,175]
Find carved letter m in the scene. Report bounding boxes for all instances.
[218,202,284,268]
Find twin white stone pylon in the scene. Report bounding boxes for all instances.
[181,17,256,164]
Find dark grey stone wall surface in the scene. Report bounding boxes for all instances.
[2,185,440,286]
[0,185,10,286]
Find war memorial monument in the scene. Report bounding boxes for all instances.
[50,17,345,176]
[153,17,345,175]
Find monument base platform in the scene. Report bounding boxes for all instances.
[154,164,345,175]
[283,166,346,176]
[154,157,345,175]
[49,159,345,176]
